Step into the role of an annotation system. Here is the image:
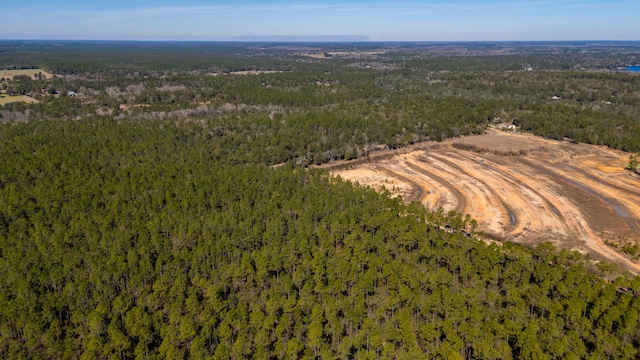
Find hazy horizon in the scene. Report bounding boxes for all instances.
[2,38,640,44]
[2,1,639,42]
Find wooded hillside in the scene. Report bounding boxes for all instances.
[1,119,639,359]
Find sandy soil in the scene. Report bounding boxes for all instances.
[326,130,640,274]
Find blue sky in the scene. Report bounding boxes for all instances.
[2,0,639,41]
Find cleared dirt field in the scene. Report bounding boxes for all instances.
[327,130,640,274]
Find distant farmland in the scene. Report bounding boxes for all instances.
[0,94,39,105]
[0,69,53,80]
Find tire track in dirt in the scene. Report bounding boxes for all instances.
[404,156,467,213]
[521,159,636,235]
[413,153,502,220]
[570,164,640,199]
[373,163,425,203]
[395,154,469,212]
[517,158,640,272]
[421,151,520,236]
[554,163,640,233]
[369,157,457,212]
[449,151,564,220]
[430,151,562,243]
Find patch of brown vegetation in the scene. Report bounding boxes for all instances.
[230,70,283,75]
[328,130,640,274]
[118,104,150,111]
[156,84,187,92]
[300,51,386,59]
[209,70,284,76]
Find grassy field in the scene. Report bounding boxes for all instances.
[0,94,39,105]
[0,69,53,80]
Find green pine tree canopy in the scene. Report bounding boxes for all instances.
[1,41,640,359]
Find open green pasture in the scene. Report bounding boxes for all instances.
[0,69,53,80]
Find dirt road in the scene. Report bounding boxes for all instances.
[327,130,640,274]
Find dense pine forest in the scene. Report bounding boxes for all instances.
[1,41,640,358]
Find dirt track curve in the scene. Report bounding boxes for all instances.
[327,130,640,274]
